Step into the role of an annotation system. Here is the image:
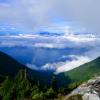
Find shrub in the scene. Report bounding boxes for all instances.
[66,94,83,100]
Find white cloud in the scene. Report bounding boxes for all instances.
[0,0,55,32]
[55,55,91,74]
[34,43,67,49]
[0,33,99,48]
[26,63,39,70]
[0,0,100,33]
[41,63,57,71]
[40,55,91,73]
[0,33,100,73]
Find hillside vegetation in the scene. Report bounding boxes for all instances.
[0,51,100,99]
[63,57,100,82]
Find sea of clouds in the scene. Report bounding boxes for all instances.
[0,33,100,73]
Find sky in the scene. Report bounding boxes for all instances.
[0,0,100,73]
[0,0,100,34]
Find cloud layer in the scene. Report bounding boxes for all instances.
[0,33,99,48]
[41,55,91,74]
[0,33,100,73]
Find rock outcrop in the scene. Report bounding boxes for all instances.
[65,77,100,100]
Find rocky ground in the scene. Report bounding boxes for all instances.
[65,76,100,100]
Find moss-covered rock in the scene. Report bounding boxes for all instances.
[66,94,83,100]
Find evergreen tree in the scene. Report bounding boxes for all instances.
[0,76,13,100]
[14,69,31,100]
[51,76,58,92]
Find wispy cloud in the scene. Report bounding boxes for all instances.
[0,0,100,33]
[0,33,100,73]
[55,55,90,73]
[0,33,99,48]
[41,55,91,73]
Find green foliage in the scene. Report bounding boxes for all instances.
[0,68,83,100]
[0,51,55,87]
[0,69,58,100]
[13,69,32,100]
[45,88,55,98]
[0,77,13,100]
[64,57,100,83]
[32,92,46,100]
[1,51,99,99]
[32,87,56,99]
[57,93,63,100]
[0,69,32,100]
[51,76,58,92]
[66,94,83,100]
[68,82,82,91]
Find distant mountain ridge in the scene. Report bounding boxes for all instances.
[0,51,26,76]
[0,51,54,85]
[0,50,100,87]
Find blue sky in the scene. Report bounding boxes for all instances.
[0,0,9,3]
[0,0,100,34]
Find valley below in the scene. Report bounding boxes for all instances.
[0,33,100,100]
